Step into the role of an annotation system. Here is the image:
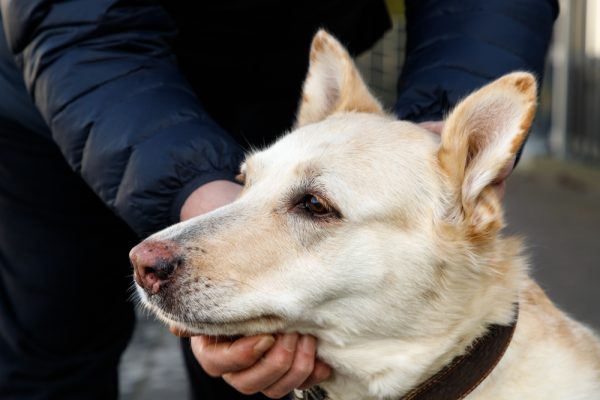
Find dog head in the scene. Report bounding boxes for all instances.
[131,30,536,342]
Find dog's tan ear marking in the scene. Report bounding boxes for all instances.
[439,72,537,240]
[295,30,384,127]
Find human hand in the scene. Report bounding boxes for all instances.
[191,334,332,398]
[418,120,514,199]
[180,179,243,220]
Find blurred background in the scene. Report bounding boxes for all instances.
[120,0,600,398]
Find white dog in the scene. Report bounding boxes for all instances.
[131,31,600,400]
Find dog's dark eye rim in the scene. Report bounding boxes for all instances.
[295,194,340,218]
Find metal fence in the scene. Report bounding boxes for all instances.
[562,0,600,162]
[355,2,406,109]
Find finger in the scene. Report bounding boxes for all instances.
[222,333,298,395]
[191,334,275,377]
[297,360,332,390]
[418,120,444,135]
[261,335,317,398]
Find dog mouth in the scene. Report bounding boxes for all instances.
[135,280,288,336]
[167,314,285,337]
[166,313,286,337]
[141,297,287,337]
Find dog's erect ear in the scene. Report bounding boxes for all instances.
[438,72,537,239]
[295,30,384,127]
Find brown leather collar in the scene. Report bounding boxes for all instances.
[295,305,518,400]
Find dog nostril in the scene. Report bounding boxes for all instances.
[152,259,178,281]
[137,260,178,295]
[143,266,158,280]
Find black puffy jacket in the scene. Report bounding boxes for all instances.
[0,0,557,237]
[396,0,558,121]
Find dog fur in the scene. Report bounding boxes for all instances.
[133,31,600,399]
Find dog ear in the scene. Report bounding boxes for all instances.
[438,72,537,240]
[295,30,384,127]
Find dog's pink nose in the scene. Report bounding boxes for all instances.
[130,241,181,295]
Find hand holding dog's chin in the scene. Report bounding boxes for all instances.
[191,334,332,398]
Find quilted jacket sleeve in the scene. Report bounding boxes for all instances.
[396,0,559,122]
[0,0,243,237]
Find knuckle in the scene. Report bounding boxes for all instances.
[268,353,293,370]
[235,347,258,365]
[290,353,315,377]
[295,362,314,377]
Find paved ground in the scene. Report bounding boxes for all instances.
[119,309,189,400]
[503,157,600,330]
[120,156,600,400]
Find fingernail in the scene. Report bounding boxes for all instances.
[253,335,275,354]
[282,333,298,352]
[300,335,315,352]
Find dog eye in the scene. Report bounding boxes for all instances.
[299,195,331,216]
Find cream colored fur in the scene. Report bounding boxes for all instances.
[135,31,600,399]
